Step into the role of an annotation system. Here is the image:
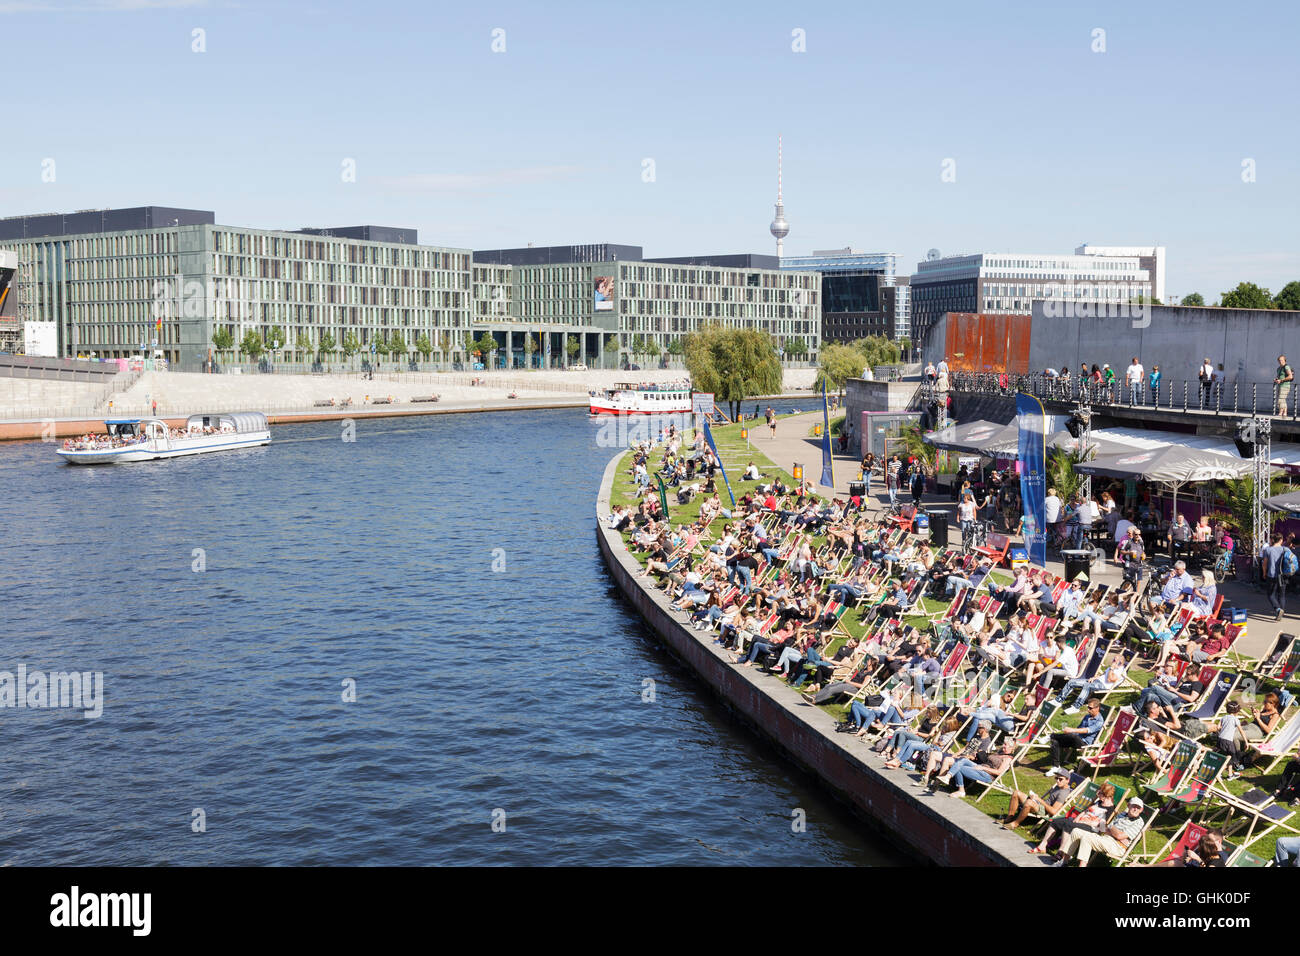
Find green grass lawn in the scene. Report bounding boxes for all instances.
[604,419,1293,864]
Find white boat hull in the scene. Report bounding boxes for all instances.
[58,431,271,465]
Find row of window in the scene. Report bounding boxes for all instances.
[212,231,469,270]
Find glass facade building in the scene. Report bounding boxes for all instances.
[780,249,908,342]
[0,210,821,369]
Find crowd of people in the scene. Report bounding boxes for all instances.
[610,428,1300,867]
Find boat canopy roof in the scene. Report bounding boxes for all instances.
[612,382,691,391]
[104,418,142,425]
[185,411,269,433]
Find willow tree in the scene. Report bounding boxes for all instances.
[683,324,782,421]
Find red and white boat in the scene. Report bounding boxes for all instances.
[589,382,694,416]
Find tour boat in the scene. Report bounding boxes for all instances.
[57,412,271,465]
[589,383,694,416]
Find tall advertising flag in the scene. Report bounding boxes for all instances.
[1016,392,1048,568]
[655,473,670,518]
[701,418,736,507]
[820,381,835,490]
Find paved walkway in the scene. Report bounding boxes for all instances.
[727,411,1291,660]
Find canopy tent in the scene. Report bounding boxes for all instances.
[1264,489,1300,515]
[1076,446,1257,555]
[923,419,1008,454]
[1092,425,1300,469]
[1074,445,1255,483]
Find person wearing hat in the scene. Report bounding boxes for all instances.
[1055,796,1147,866]
[1004,770,1073,831]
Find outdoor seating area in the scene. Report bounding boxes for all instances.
[609,419,1300,867]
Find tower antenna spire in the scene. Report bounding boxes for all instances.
[769,134,789,259]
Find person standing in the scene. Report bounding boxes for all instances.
[886,454,900,506]
[1148,363,1162,405]
[766,406,776,438]
[1198,357,1214,408]
[1125,356,1144,404]
[1276,354,1294,417]
[1261,531,1290,621]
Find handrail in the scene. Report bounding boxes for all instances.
[939,371,1298,421]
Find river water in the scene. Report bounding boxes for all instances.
[0,403,902,865]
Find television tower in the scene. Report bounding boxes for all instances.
[769,135,789,259]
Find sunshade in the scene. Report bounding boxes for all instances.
[1075,445,1256,483]
[1264,489,1300,515]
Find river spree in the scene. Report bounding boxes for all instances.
[0,405,901,865]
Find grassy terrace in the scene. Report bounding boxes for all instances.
[608,416,1294,864]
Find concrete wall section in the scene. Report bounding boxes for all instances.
[595,453,1030,866]
[1028,303,1300,385]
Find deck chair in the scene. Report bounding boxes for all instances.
[1207,786,1300,848]
[1254,707,1300,773]
[1249,633,1295,675]
[1080,708,1136,778]
[1164,750,1229,818]
[1143,820,1209,867]
[1227,846,1269,867]
[1143,739,1201,800]
[1185,671,1239,722]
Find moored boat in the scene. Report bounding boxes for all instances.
[588,382,694,416]
[57,412,271,465]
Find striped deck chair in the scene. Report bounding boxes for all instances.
[1143,738,1200,800]
[1255,707,1300,773]
[1080,708,1137,778]
[1163,750,1229,817]
[1013,700,1062,760]
[1142,820,1209,867]
[1227,846,1269,867]
[1279,641,1300,684]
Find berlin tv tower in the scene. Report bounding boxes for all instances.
[769,134,789,259]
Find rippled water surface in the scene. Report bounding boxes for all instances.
[0,407,902,865]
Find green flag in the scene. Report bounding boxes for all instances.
[655,473,670,517]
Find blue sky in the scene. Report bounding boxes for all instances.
[2,0,1297,299]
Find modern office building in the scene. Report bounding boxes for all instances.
[0,206,472,369]
[910,249,1155,346]
[780,248,909,342]
[1075,244,1166,304]
[473,244,820,368]
[0,209,821,369]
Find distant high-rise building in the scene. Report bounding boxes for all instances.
[780,248,908,341]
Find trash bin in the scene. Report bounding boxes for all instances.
[929,513,949,547]
[1062,549,1093,583]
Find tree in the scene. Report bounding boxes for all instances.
[1215,475,1286,556]
[899,422,936,471]
[342,331,361,368]
[815,343,865,397]
[239,329,264,361]
[1220,282,1273,310]
[666,338,683,358]
[390,330,408,362]
[438,332,453,368]
[266,325,287,354]
[319,330,336,358]
[375,336,391,364]
[1180,292,1205,307]
[211,326,234,360]
[682,324,782,421]
[1272,281,1300,312]
[566,336,582,362]
[471,333,498,366]
[849,335,900,370]
[783,338,808,360]
[296,332,311,362]
[1047,448,1087,507]
[414,332,432,361]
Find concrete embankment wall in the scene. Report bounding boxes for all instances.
[595,453,1031,867]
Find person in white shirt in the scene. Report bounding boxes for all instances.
[1125,357,1144,403]
[1044,487,1062,539]
[1198,358,1215,407]
[1113,516,1135,545]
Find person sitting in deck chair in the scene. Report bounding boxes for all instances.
[1053,796,1147,866]
[1055,652,1128,714]
[1004,770,1073,832]
[941,738,1016,799]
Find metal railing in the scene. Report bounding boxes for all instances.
[939,371,1299,420]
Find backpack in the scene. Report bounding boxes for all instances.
[1283,547,1299,577]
